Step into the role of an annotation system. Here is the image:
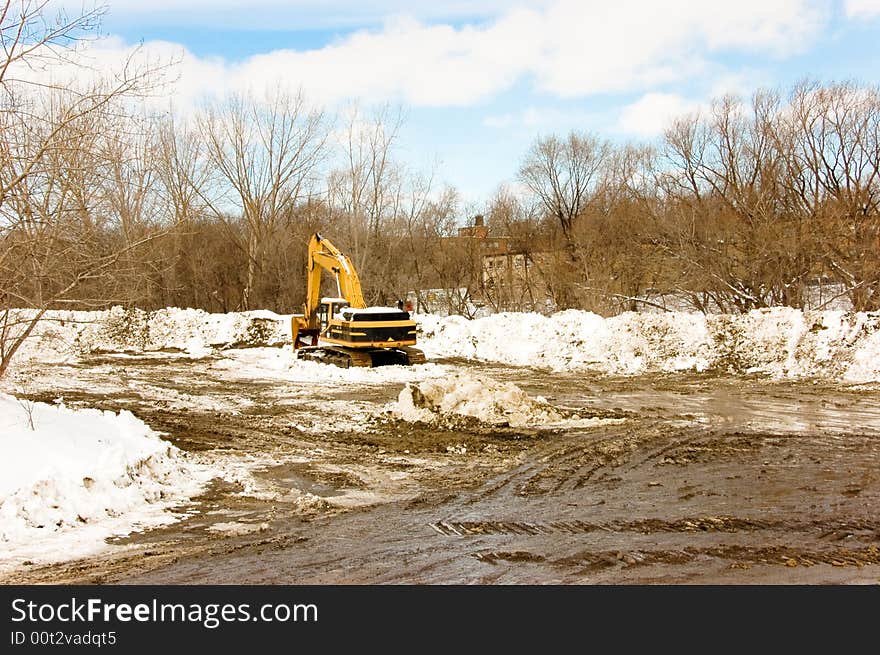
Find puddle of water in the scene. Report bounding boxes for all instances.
[572,387,880,435]
[256,462,344,497]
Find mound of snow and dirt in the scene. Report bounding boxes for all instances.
[0,393,215,567]
[416,307,880,382]
[389,372,619,429]
[5,305,880,382]
[6,306,290,365]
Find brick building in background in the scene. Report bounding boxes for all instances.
[456,216,552,313]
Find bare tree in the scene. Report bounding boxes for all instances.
[198,90,327,310]
[518,131,611,242]
[781,81,880,310]
[569,144,664,313]
[327,104,403,267]
[152,114,213,306]
[0,0,171,378]
[0,1,105,89]
[655,92,822,312]
[400,185,484,316]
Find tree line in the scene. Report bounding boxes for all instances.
[515,83,880,315]
[1,1,879,375]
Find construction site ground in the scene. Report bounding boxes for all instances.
[3,350,879,584]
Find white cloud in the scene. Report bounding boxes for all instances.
[31,0,832,109]
[617,93,704,137]
[233,16,528,107]
[483,107,599,130]
[535,0,828,97]
[844,0,880,18]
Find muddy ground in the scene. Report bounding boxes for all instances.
[3,350,880,584]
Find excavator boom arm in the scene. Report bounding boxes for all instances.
[304,233,366,326]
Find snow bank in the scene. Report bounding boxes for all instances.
[0,393,214,566]
[416,307,880,382]
[8,305,880,382]
[8,306,291,364]
[390,372,616,429]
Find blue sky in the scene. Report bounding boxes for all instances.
[79,0,880,201]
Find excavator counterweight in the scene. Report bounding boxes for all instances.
[290,234,425,368]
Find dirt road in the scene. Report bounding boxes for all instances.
[4,350,880,584]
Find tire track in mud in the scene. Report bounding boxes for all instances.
[430,517,880,536]
[7,354,880,583]
[548,544,880,574]
[399,390,880,583]
[470,544,880,571]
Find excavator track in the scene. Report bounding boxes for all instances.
[399,346,427,365]
[297,346,425,368]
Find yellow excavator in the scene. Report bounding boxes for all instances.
[291,233,426,368]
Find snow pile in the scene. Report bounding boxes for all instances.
[390,372,609,428]
[210,347,451,386]
[9,306,290,363]
[8,305,880,382]
[0,393,214,565]
[417,307,880,381]
[140,307,288,353]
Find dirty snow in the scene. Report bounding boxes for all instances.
[389,372,621,429]
[2,303,879,571]
[209,347,451,386]
[0,393,217,568]
[4,306,290,370]
[416,307,880,382]
[8,305,880,382]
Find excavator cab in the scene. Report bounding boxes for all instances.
[317,297,349,333]
[293,297,349,349]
